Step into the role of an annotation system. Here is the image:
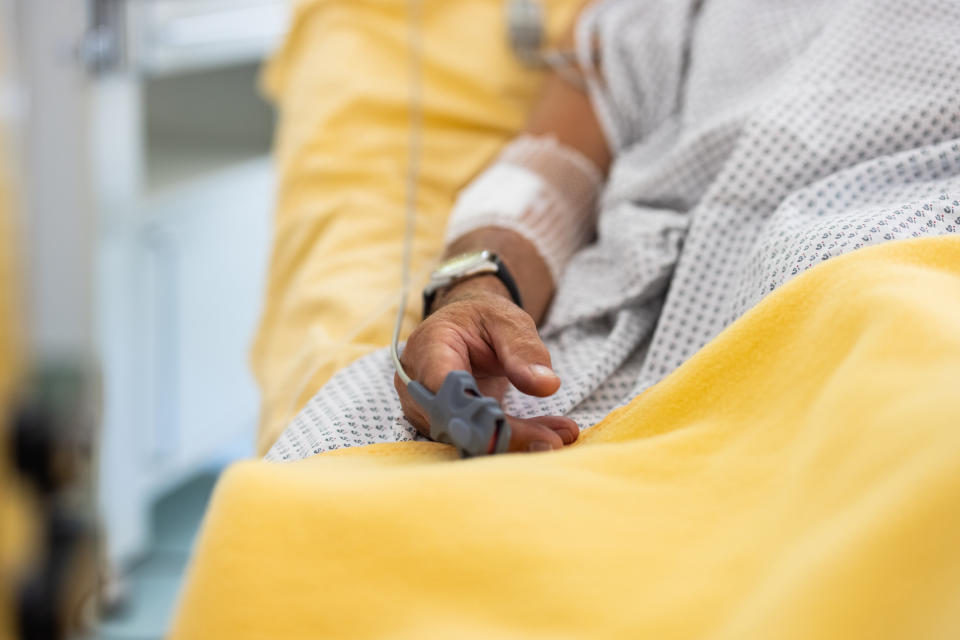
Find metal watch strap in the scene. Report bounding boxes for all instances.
[422,254,523,318]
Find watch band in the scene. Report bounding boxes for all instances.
[422,253,523,318]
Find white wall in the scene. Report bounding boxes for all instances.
[15,0,97,364]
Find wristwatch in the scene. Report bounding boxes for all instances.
[422,250,523,317]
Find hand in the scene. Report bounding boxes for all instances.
[394,276,579,452]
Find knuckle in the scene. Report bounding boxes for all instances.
[503,305,538,333]
[482,302,527,332]
[514,334,547,355]
[398,397,427,433]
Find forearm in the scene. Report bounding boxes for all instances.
[525,57,611,174]
[438,22,610,324]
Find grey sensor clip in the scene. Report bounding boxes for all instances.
[407,371,511,457]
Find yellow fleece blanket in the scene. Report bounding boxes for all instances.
[172,236,960,639]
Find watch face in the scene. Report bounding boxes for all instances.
[435,251,489,277]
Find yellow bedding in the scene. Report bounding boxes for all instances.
[172,236,960,639]
[252,0,583,454]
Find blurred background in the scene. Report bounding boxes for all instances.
[1,0,291,637]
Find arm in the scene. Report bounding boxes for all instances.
[440,53,611,324]
[396,17,611,452]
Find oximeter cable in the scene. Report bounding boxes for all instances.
[390,0,512,458]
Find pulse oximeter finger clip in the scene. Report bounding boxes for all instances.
[407,372,511,457]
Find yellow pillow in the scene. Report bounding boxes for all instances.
[253,0,585,454]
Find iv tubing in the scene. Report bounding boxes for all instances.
[390,0,424,386]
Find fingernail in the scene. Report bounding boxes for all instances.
[528,441,552,452]
[529,364,558,380]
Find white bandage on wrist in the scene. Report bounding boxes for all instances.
[444,135,603,285]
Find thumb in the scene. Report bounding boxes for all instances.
[484,310,561,397]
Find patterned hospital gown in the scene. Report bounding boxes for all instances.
[267,0,960,461]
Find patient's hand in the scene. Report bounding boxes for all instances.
[394,276,578,452]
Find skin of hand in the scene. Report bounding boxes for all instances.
[394,272,579,452]
[394,3,610,453]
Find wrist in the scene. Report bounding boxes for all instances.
[442,229,554,324]
[430,274,512,314]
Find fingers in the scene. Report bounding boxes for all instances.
[483,308,562,397]
[396,323,473,440]
[409,333,471,395]
[393,290,567,446]
[395,372,430,437]
[507,415,580,453]
[396,366,579,453]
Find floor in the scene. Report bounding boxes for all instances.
[96,471,220,640]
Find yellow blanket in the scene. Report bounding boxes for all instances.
[172,236,960,639]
